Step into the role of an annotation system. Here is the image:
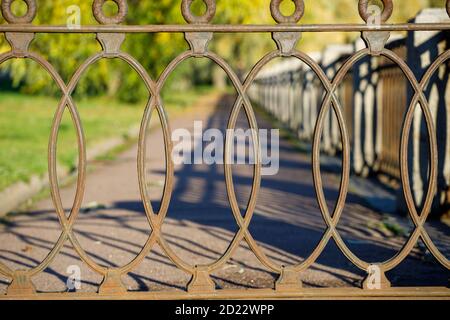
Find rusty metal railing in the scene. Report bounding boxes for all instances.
[251,9,450,214]
[0,0,449,299]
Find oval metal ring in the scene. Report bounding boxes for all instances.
[181,0,216,24]
[358,0,393,23]
[270,0,304,24]
[1,0,37,24]
[447,0,450,18]
[93,0,128,25]
[62,52,157,276]
[152,50,261,274]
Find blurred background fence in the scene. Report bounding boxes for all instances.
[249,8,450,216]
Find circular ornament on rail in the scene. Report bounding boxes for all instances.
[447,0,450,18]
[1,0,37,24]
[93,0,128,25]
[358,0,393,23]
[270,0,304,24]
[181,0,216,24]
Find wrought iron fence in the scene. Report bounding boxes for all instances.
[0,0,449,299]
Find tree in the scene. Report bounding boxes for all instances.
[0,0,442,101]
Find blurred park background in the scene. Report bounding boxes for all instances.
[0,0,446,197]
[0,0,449,293]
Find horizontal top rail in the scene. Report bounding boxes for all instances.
[0,23,449,34]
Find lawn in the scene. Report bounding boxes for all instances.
[0,87,214,191]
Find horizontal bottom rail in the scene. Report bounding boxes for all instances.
[1,287,449,300]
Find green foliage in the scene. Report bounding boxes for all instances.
[0,0,443,101]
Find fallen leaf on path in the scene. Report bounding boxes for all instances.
[21,246,32,253]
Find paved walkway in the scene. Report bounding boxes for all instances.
[0,93,448,293]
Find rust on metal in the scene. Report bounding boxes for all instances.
[1,0,37,24]
[362,31,391,55]
[96,32,126,56]
[185,32,213,54]
[272,32,302,55]
[7,271,36,296]
[5,32,34,57]
[181,0,216,24]
[270,0,305,24]
[358,0,393,23]
[358,0,392,55]
[0,0,449,300]
[93,0,128,25]
[362,265,391,290]
[187,267,216,293]
[99,271,128,295]
[1,24,450,33]
[271,1,303,57]
[275,267,303,291]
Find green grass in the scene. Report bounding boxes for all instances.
[0,87,214,191]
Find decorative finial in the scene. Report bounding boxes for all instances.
[270,0,304,24]
[93,0,128,24]
[358,0,393,55]
[358,0,393,23]
[1,0,37,24]
[270,0,304,55]
[181,0,216,24]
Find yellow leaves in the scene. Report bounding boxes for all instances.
[0,0,438,101]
